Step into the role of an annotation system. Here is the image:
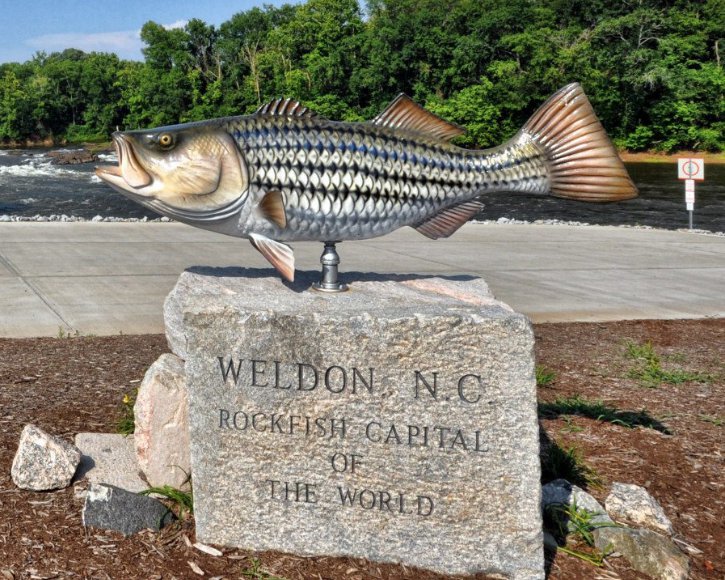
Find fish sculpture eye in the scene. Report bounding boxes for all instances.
[157,133,175,150]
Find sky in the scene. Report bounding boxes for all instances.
[0,0,292,64]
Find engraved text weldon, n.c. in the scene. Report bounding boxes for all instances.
[218,357,374,395]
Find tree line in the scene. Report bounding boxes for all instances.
[0,0,722,151]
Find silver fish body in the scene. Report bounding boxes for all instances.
[227,115,547,242]
[96,83,637,280]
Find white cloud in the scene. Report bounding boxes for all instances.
[25,30,143,59]
[24,20,191,61]
[163,20,188,30]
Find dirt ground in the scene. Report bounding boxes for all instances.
[0,319,722,580]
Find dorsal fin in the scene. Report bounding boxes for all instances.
[254,97,317,118]
[372,94,465,142]
[414,200,484,239]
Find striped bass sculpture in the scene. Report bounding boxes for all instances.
[96,83,637,281]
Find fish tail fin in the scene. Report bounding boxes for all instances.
[523,83,637,201]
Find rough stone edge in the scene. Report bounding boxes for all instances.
[133,352,190,489]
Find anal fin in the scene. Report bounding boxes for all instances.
[249,233,295,281]
[414,200,484,239]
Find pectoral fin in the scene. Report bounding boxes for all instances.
[249,233,295,281]
[414,200,484,239]
[259,190,287,228]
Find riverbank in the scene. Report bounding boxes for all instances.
[618,151,725,164]
[0,140,111,152]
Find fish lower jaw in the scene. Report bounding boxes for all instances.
[95,165,122,178]
[96,166,162,199]
[95,165,132,191]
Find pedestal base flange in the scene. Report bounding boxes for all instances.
[311,241,348,293]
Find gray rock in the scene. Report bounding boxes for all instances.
[48,149,97,165]
[593,527,689,580]
[134,353,190,489]
[74,433,148,493]
[606,482,673,535]
[11,424,81,491]
[82,483,174,536]
[174,269,543,578]
[542,479,613,528]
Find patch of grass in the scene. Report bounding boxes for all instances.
[117,389,137,435]
[666,352,688,364]
[561,416,584,433]
[57,326,80,339]
[544,501,617,567]
[536,364,556,387]
[539,394,671,433]
[56,327,95,339]
[141,484,194,520]
[624,340,709,387]
[624,340,657,361]
[241,558,287,580]
[698,414,723,427]
[541,441,601,489]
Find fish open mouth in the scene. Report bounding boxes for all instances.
[95,134,152,189]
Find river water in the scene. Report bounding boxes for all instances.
[0,148,723,232]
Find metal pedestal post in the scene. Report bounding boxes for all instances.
[312,241,348,293]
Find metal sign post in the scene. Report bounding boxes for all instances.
[677,158,704,230]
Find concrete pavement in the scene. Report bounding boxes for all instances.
[0,222,722,337]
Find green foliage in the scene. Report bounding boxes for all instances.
[624,340,710,387]
[425,77,505,147]
[64,123,106,143]
[0,0,720,151]
[544,500,618,566]
[117,389,137,436]
[56,328,96,338]
[141,484,194,519]
[538,394,670,433]
[624,340,657,361]
[535,364,556,387]
[241,558,287,580]
[698,414,723,427]
[0,69,33,140]
[541,441,601,489]
[619,125,655,152]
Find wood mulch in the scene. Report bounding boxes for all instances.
[0,319,722,580]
